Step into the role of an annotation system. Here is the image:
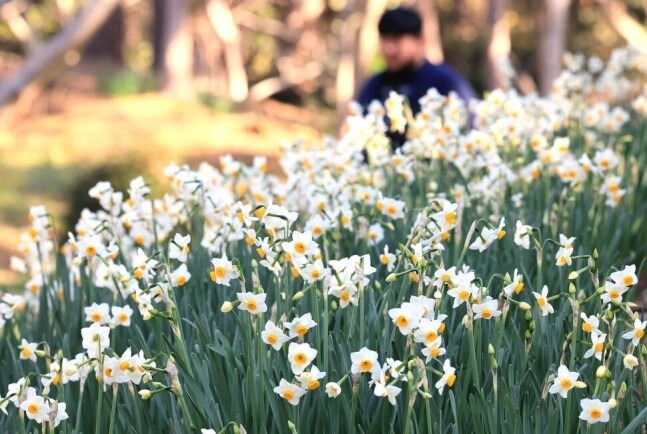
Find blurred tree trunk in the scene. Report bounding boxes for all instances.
[597,0,647,53]
[159,0,194,96]
[537,0,571,95]
[414,0,444,63]
[0,0,120,108]
[485,0,510,90]
[205,0,248,102]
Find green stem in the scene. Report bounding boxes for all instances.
[94,380,104,434]
[75,382,85,433]
[108,384,118,434]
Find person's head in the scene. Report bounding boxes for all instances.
[378,7,425,72]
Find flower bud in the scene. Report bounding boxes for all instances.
[623,354,639,370]
[519,302,531,311]
[488,344,495,356]
[386,273,397,283]
[138,389,152,400]
[596,366,607,378]
[568,283,576,295]
[220,301,233,313]
[292,291,304,301]
[568,271,579,280]
[608,398,617,409]
[574,381,587,389]
[525,311,532,321]
[35,350,47,358]
[64,365,79,376]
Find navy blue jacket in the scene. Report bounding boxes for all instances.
[357,60,476,114]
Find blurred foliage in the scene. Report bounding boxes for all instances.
[98,68,157,97]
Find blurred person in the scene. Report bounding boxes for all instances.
[358,7,475,114]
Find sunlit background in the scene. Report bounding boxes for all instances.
[0,0,645,287]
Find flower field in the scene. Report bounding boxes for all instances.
[3,47,647,433]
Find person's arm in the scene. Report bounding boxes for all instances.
[452,76,477,105]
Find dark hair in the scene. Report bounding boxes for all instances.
[378,7,423,37]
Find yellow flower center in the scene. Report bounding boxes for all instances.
[590,407,602,420]
[438,323,446,333]
[636,329,645,339]
[459,290,470,301]
[296,324,308,336]
[386,205,397,216]
[445,212,456,226]
[396,316,409,328]
[308,379,320,390]
[118,312,129,323]
[294,242,307,255]
[254,207,266,219]
[86,245,96,256]
[21,347,31,358]
[582,322,593,333]
[120,361,131,371]
[266,333,277,345]
[134,235,145,245]
[441,273,451,282]
[27,403,39,415]
[359,359,373,373]
[91,312,103,322]
[340,215,350,225]
[340,291,350,302]
[282,389,294,401]
[215,266,227,278]
[177,275,187,286]
[481,308,492,319]
[447,374,457,387]
[380,255,389,265]
[425,331,437,343]
[294,352,308,365]
[609,289,619,299]
[537,297,546,308]
[311,269,321,279]
[246,300,258,312]
[594,342,603,353]
[514,282,524,294]
[623,276,634,286]
[560,378,572,389]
